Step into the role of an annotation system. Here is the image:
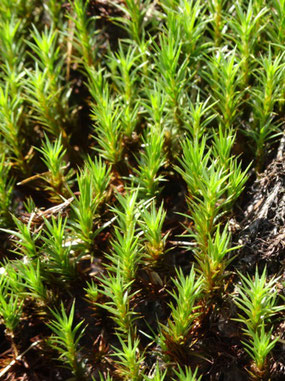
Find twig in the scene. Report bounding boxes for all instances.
[246,183,281,235]
[277,131,285,161]
[0,340,41,378]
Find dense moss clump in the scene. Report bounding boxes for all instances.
[0,1,284,380]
